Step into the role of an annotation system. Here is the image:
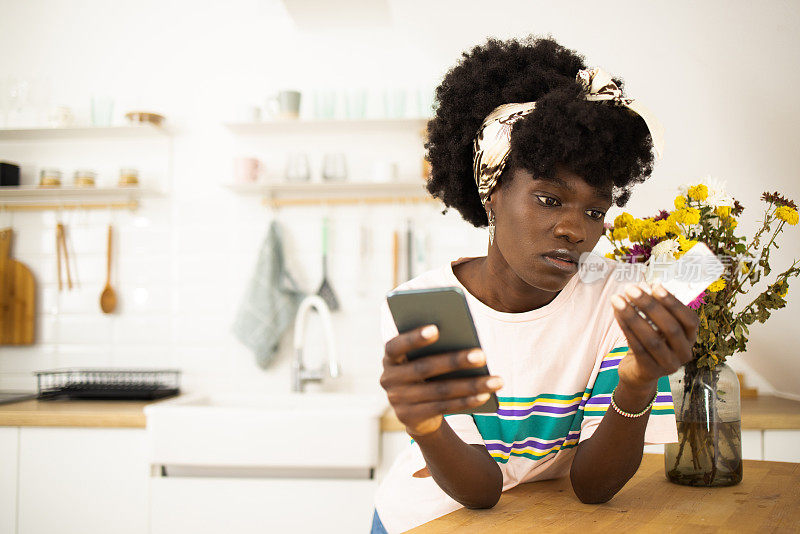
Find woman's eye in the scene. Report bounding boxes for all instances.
[587,210,605,220]
[536,195,559,206]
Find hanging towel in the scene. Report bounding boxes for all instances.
[232,220,305,368]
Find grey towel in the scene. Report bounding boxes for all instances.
[232,220,305,368]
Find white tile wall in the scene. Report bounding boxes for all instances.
[0,128,486,396]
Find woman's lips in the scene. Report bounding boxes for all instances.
[542,254,579,272]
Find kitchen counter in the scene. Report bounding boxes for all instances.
[409,454,800,532]
[2,394,797,430]
[381,395,800,433]
[0,398,163,428]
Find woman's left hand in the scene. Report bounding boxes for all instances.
[611,281,700,392]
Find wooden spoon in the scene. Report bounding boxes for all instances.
[100,225,117,314]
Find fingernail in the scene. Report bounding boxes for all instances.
[611,294,627,310]
[653,282,667,297]
[625,285,642,299]
[474,393,491,403]
[486,377,503,389]
[468,349,485,364]
[421,325,438,339]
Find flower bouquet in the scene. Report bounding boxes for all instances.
[604,178,799,486]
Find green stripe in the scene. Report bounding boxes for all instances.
[496,392,585,403]
[609,346,629,354]
[490,441,580,464]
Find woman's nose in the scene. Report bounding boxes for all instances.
[553,211,586,244]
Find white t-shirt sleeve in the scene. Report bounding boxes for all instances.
[579,330,678,445]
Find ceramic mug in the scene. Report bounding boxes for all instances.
[267,90,302,119]
[233,157,261,184]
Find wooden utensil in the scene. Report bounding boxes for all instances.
[0,228,36,345]
[56,223,72,291]
[100,225,117,314]
[392,230,399,288]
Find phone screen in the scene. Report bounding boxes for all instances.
[386,286,498,414]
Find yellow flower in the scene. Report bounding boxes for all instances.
[730,219,738,229]
[677,235,697,255]
[711,353,719,364]
[614,212,635,229]
[778,286,788,297]
[612,227,628,241]
[675,207,700,225]
[640,220,658,239]
[775,205,799,225]
[688,184,709,201]
[654,220,669,238]
[627,220,644,242]
[715,206,732,218]
[674,196,687,209]
[707,278,726,293]
[605,252,616,259]
[665,213,682,235]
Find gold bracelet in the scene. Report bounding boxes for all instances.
[609,386,657,418]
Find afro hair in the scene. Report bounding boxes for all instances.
[425,34,656,228]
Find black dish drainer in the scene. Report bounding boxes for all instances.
[35,368,181,401]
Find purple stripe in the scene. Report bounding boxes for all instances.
[586,393,671,405]
[600,358,622,369]
[497,404,580,417]
[485,431,581,453]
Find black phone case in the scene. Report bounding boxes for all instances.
[386,286,499,414]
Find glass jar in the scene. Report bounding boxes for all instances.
[73,169,96,187]
[665,361,742,487]
[39,168,62,188]
[119,168,139,187]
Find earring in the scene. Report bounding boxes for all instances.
[488,210,495,245]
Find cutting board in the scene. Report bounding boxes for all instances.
[0,228,35,345]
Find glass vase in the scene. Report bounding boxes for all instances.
[664,361,743,487]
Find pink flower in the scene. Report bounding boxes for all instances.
[653,209,671,222]
[625,238,659,263]
[687,291,706,310]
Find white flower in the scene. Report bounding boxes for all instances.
[651,238,680,259]
[678,175,734,209]
[643,249,677,285]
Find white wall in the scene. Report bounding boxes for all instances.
[0,0,798,397]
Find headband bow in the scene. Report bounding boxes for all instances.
[473,66,665,207]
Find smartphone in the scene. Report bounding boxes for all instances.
[386,286,499,414]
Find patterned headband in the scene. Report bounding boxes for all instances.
[472,66,665,207]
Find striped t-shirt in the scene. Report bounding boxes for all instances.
[374,256,678,533]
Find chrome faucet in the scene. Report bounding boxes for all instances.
[292,295,340,392]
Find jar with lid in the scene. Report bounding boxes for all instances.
[39,168,62,188]
[73,169,96,187]
[119,168,139,187]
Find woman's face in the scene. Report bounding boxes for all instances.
[487,164,613,293]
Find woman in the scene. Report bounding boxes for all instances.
[372,35,698,533]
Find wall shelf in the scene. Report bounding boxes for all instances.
[0,186,163,211]
[0,124,169,141]
[224,118,428,135]
[224,181,435,207]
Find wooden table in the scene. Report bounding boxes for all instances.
[409,454,800,532]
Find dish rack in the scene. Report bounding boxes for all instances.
[34,368,181,401]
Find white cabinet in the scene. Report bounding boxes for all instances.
[0,427,19,534]
[150,476,376,534]
[17,427,148,534]
[764,430,800,462]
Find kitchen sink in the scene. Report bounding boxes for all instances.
[144,392,387,475]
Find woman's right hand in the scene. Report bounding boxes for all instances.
[379,324,504,437]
